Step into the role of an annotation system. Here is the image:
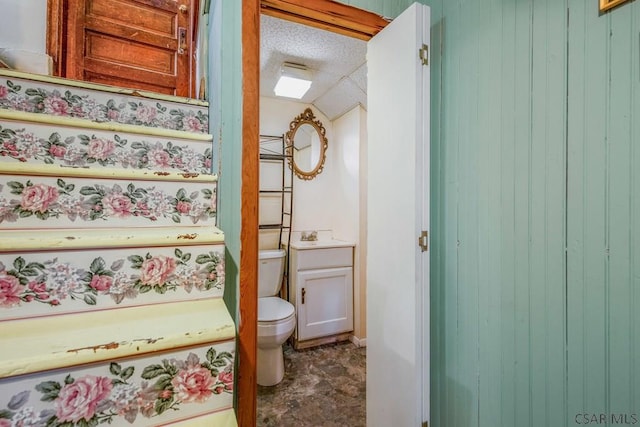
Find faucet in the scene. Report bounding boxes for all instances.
[301,230,318,241]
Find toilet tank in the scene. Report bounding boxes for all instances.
[258,249,286,298]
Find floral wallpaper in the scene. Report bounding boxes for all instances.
[0,176,216,228]
[0,343,234,426]
[0,78,209,134]
[0,245,224,320]
[0,121,212,174]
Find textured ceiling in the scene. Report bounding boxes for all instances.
[260,14,367,121]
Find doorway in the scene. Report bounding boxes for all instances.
[257,11,367,425]
[240,1,388,426]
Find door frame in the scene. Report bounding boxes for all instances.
[239,1,388,426]
[46,0,199,97]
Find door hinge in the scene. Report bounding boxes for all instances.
[418,230,429,252]
[422,422,429,427]
[419,44,429,66]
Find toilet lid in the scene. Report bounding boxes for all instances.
[258,297,295,322]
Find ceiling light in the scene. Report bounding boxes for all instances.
[274,62,312,99]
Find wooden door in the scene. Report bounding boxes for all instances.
[367,3,431,426]
[63,0,196,97]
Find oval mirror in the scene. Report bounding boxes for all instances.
[285,108,328,180]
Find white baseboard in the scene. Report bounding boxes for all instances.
[349,335,367,348]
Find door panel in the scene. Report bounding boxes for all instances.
[367,3,430,426]
[64,0,194,97]
[296,267,354,341]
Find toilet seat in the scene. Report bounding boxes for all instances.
[258,297,295,322]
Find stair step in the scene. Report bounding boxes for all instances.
[0,227,225,321]
[0,70,209,134]
[0,163,217,229]
[0,112,213,174]
[0,299,235,426]
[0,298,234,378]
[0,226,224,252]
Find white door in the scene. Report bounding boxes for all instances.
[366,2,430,427]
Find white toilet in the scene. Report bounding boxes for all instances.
[257,249,296,386]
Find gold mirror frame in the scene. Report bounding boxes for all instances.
[285,108,328,180]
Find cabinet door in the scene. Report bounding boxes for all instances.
[296,267,353,341]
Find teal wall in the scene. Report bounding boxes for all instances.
[426,0,640,426]
[208,0,242,319]
[567,0,640,424]
[428,0,568,425]
[213,0,640,424]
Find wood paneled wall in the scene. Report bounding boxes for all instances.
[567,0,640,422]
[427,0,640,425]
[429,0,569,423]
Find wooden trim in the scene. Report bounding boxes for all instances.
[64,0,84,80]
[239,0,260,426]
[260,0,389,40]
[190,0,200,99]
[46,0,65,75]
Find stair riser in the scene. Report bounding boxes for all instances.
[0,76,208,133]
[0,119,213,174]
[0,244,225,321]
[0,174,216,228]
[0,341,234,426]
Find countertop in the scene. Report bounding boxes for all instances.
[288,239,355,250]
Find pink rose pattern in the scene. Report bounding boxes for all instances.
[89,275,112,291]
[43,95,70,116]
[0,273,24,307]
[19,183,58,213]
[139,256,177,286]
[0,79,208,133]
[2,349,233,426]
[55,375,113,423]
[172,366,216,404]
[48,144,66,158]
[217,369,234,392]
[0,178,216,225]
[0,249,224,310]
[86,137,116,160]
[0,124,213,173]
[101,192,134,218]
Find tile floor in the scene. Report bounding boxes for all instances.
[257,341,366,427]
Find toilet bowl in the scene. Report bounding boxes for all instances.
[257,296,295,386]
[257,249,296,386]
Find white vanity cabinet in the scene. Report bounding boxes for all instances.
[289,243,354,349]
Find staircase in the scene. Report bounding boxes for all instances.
[0,70,237,426]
